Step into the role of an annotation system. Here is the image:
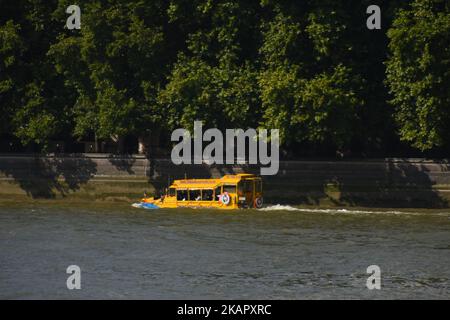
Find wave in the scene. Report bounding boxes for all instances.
[259,205,404,214]
[258,205,450,216]
[258,204,302,212]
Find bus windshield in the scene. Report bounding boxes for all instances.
[223,185,236,194]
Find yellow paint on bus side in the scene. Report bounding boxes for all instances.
[141,174,263,209]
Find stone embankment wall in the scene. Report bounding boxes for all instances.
[0,154,449,207]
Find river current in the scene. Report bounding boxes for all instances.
[1,203,449,299]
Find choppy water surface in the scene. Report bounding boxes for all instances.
[0,203,449,299]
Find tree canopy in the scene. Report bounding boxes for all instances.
[0,0,449,156]
[386,0,450,151]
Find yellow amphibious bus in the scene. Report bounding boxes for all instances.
[137,174,263,210]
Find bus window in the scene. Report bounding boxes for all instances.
[237,182,244,195]
[169,188,176,197]
[177,190,188,201]
[202,190,213,201]
[189,189,201,201]
[223,185,236,194]
[238,181,251,195]
[244,181,252,192]
[214,186,222,199]
[255,180,262,193]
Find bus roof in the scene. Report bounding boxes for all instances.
[170,174,259,189]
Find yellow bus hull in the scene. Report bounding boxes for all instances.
[137,174,263,210]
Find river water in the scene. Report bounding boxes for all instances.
[0,203,449,299]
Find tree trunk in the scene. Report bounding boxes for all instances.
[94,133,99,153]
[138,135,150,156]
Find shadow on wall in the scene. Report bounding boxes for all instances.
[0,155,97,198]
[147,158,449,208]
[266,159,449,208]
[337,159,449,208]
[107,154,136,174]
[1,155,448,208]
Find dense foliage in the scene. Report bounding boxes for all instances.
[0,0,449,156]
[386,0,450,151]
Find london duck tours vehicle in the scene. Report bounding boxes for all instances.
[134,174,263,210]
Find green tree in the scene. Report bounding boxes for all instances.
[158,0,262,132]
[258,2,363,150]
[48,0,169,145]
[2,0,446,157]
[1,0,72,147]
[0,20,25,136]
[386,0,450,151]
